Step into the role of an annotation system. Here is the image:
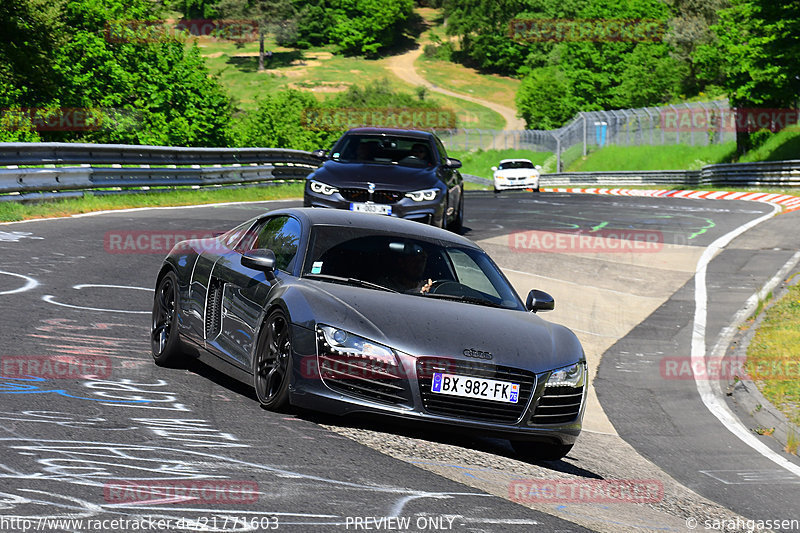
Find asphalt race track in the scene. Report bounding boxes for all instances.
[1,191,798,533]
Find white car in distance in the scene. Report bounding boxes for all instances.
[492,159,542,193]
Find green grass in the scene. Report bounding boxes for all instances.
[739,127,800,163]
[415,55,520,113]
[194,7,510,129]
[0,183,304,222]
[566,143,738,172]
[746,280,800,435]
[449,149,552,180]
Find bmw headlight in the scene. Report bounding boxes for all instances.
[309,180,339,196]
[546,362,586,388]
[405,188,438,202]
[317,325,396,365]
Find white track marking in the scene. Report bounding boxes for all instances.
[0,198,297,226]
[0,271,39,295]
[73,284,152,292]
[42,295,149,315]
[691,203,800,478]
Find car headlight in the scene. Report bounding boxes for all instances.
[546,362,586,388]
[309,180,338,196]
[317,325,396,365]
[405,188,438,202]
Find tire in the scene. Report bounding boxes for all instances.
[252,309,293,411]
[493,188,500,195]
[448,191,464,232]
[151,271,183,367]
[511,440,574,461]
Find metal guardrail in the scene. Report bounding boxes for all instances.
[0,143,319,201]
[542,161,800,188]
[2,144,799,201]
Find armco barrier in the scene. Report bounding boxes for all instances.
[540,161,800,188]
[0,143,319,201]
[1,143,799,202]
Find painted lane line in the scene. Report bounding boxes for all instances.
[73,284,153,292]
[0,271,39,295]
[1,198,297,226]
[42,295,149,315]
[691,203,800,479]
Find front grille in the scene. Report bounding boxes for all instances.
[318,353,411,406]
[529,385,584,425]
[417,358,536,423]
[339,188,403,205]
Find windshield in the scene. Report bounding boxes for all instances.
[499,161,534,170]
[330,135,435,168]
[302,226,523,310]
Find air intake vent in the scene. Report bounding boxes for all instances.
[205,279,223,340]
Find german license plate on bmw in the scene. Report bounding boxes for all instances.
[431,373,519,403]
[350,203,391,215]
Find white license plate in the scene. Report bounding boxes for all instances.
[431,372,520,403]
[350,203,391,215]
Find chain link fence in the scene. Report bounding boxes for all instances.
[440,100,735,171]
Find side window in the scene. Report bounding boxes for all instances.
[243,216,301,272]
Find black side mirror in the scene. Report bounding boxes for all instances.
[526,289,555,312]
[445,157,462,169]
[311,149,328,159]
[241,249,276,276]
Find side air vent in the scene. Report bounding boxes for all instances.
[205,279,224,340]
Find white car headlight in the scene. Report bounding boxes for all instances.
[546,362,586,388]
[317,325,396,365]
[405,189,438,202]
[309,180,338,196]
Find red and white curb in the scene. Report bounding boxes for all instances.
[543,188,800,214]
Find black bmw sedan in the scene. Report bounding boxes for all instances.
[303,128,465,230]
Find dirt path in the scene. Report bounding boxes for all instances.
[384,46,526,132]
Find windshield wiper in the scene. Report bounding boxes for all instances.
[304,274,398,293]
[419,292,506,308]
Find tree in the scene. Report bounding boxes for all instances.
[217,0,295,70]
[515,67,580,129]
[712,0,800,154]
[664,0,730,94]
[233,90,339,150]
[1,0,234,146]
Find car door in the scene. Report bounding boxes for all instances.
[205,215,302,369]
[434,136,462,215]
[182,222,254,346]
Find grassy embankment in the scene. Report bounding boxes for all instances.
[745,277,800,454]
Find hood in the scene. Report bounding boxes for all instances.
[291,280,583,374]
[312,160,439,191]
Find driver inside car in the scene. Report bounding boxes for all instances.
[381,243,434,294]
[409,143,430,164]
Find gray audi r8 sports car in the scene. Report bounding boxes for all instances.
[151,208,586,460]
